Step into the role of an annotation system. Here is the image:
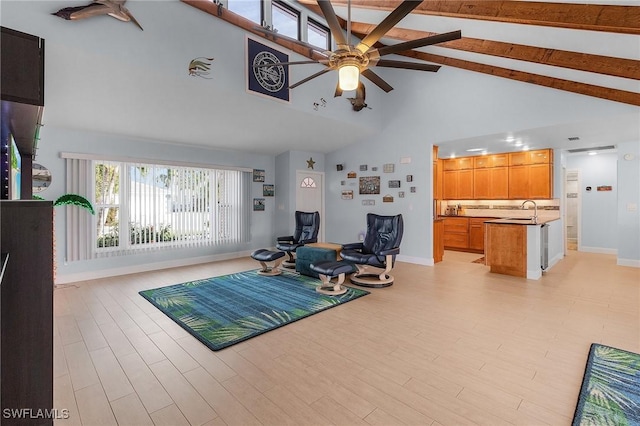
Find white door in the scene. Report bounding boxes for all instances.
[295,170,325,242]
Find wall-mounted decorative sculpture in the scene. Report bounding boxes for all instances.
[347,82,370,112]
[52,0,143,31]
[188,57,215,79]
[54,194,95,215]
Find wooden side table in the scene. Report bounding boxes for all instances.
[306,242,342,260]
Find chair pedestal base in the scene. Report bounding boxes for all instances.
[316,273,348,296]
[310,260,356,296]
[348,263,394,287]
[251,249,285,276]
[349,273,394,288]
[282,260,296,269]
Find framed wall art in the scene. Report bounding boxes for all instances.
[388,180,401,188]
[246,37,289,102]
[359,176,380,195]
[383,163,395,173]
[253,169,265,182]
[253,198,265,211]
[263,184,275,196]
[341,190,354,200]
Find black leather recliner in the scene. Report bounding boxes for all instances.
[276,211,320,268]
[340,213,403,287]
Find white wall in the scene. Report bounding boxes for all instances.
[617,141,640,266]
[566,153,619,253]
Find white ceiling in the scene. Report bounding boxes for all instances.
[324,0,639,158]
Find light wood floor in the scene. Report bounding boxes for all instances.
[53,250,639,425]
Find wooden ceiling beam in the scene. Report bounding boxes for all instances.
[350,23,640,81]
[396,47,640,106]
[299,0,640,35]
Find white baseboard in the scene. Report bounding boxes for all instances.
[55,249,256,285]
[578,246,618,255]
[617,258,640,268]
[547,252,564,270]
[397,255,433,266]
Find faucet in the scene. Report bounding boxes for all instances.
[522,200,538,223]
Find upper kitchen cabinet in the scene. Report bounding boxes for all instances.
[508,149,553,199]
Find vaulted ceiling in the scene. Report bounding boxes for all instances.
[183,0,639,156]
[186,0,640,107]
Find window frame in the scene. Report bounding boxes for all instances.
[306,17,331,51]
[272,0,301,41]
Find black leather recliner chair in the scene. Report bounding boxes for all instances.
[340,213,403,287]
[276,211,320,268]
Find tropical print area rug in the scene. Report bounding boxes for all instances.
[572,343,640,426]
[139,270,369,351]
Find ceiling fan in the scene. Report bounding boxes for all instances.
[254,0,461,94]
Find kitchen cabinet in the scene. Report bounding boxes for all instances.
[443,169,473,199]
[441,149,552,200]
[444,217,493,253]
[433,146,442,200]
[443,157,473,171]
[434,219,444,263]
[469,218,487,251]
[485,223,527,277]
[509,163,552,199]
[474,167,508,199]
[529,163,553,199]
[443,217,469,249]
[1,201,53,424]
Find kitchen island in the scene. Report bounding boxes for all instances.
[484,217,558,279]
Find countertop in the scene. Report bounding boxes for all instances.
[438,215,560,225]
[484,217,560,225]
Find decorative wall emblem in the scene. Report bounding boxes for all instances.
[247,38,289,102]
[188,57,214,79]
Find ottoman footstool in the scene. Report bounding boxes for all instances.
[251,249,285,276]
[310,260,356,296]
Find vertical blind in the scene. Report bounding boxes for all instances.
[64,157,250,262]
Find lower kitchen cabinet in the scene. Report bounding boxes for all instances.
[443,217,493,253]
[469,218,487,251]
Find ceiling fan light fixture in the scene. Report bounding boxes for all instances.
[339,64,360,91]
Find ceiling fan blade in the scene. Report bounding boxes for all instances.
[375,30,462,57]
[361,68,394,93]
[253,60,325,68]
[355,0,422,53]
[375,59,441,72]
[289,68,333,89]
[317,0,348,49]
[252,26,330,56]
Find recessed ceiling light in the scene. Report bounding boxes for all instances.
[588,151,597,156]
[505,136,515,142]
[514,141,523,146]
[450,154,456,158]
[466,148,485,152]
[522,146,530,151]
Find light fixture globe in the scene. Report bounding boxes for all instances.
[339,64,360,91]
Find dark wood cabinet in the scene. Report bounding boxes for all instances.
[1,27,44,106]
[1,201,53,425]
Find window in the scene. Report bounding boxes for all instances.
[272,1,299,40]
[63,156,250,262]
[228,0,262,24]
[300,177,316,188]
[307,18,330,50]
